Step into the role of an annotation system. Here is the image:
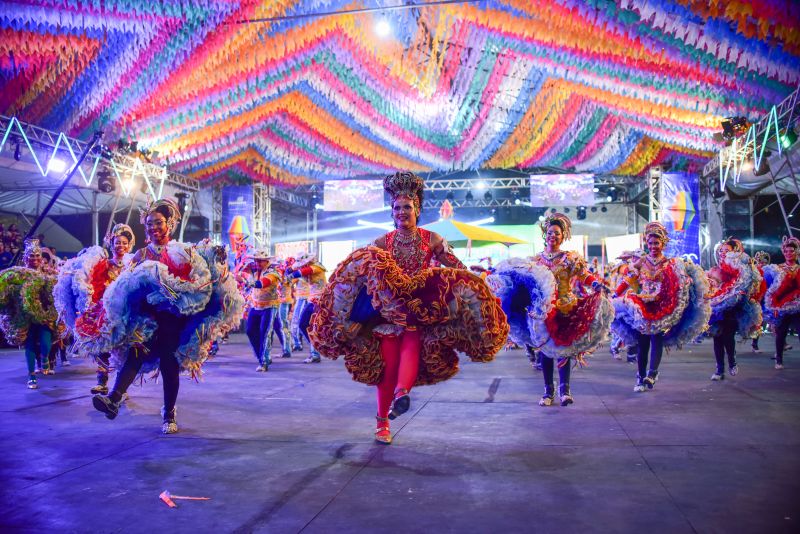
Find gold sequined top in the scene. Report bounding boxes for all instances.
[532,250,596,314]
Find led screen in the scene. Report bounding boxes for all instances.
[323,179,385,211]
[529,174,595,207]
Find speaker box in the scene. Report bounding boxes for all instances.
[183,216,210,242]
[722,200,750,234]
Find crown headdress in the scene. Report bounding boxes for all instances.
[384,172,424,214]
[22,238,42,262]
[644,221,669,244]
[782,235,800,249]
[754,250,770,264]
[540,212,572,241]
[139,198,182,234]
[104,223,136,249]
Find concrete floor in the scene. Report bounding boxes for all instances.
[0,333,798,534]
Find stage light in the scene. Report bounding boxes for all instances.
[577,206,587,220]
[475,181,487,191]
[446,191,455,201]
[591,206,598,213]
[483,190,492,201]
[357,219,393,231]
[741,160,754,172]
[97,172,115,193]
[465,191,474,203]
[47,158,67,172]
[122,177,136,192]
[550,208,556,213]
[538,215,545,222]
[592,187,599,193]
[375,19,392,38]
[564,208,570,214]
[780,129,798,149]
[601,206,608,213]
[468,216,495,226]
[606,195,613,203]
[14,142,21,161]
[514,198,521,205]
[315,203,324,210]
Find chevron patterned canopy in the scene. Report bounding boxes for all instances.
[2,0,799,187]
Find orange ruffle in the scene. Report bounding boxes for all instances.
[309,247,508,386]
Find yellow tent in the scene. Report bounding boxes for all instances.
[422,219,527,246]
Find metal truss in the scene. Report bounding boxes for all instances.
[647,166,662,221]
[0,115,200,197]
[703,85,800,188]
[253,182,272,250]
[210,185,223,244]
[765,151,800,236]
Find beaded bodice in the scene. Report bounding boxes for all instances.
[385,228,433,275]
[533,250,589,314]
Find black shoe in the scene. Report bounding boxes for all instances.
[281,351,292,358]
[92,395,120,420]
[388,390,411,420]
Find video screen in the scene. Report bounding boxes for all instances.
[529,174,595,207]
[323,180,385,211]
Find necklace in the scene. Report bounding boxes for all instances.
[393,229,421,247]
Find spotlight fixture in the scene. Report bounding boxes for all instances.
[550,208,556,214]
[591,206,598,213]
[601,206,608,213]
[564,208,570,214]
[97,171,115,193]
[780,128,798,149]
[446,191,455,201]
[577,206,587,220]
[514,198,521,205]
[14,141,21,161]
[465,191,474,203]
[483,190,492,201]
[375,18,392,38]
[475,181,487,191]
[47,158,67,173]
[606,195,613,203]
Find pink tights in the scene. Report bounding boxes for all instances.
[376,329,421,420]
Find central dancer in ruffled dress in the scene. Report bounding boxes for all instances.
[310,172,508,445]
[488,213,614,407]
[612,222,710,392]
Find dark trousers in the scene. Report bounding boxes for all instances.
[109,315,186,415]
[246,307,278,365]
[712,312,737,373]
[96,352,111,386]
[25,324,52,375]
[775,313,800,365]
[637,333,664,378]
[541,356,571,389]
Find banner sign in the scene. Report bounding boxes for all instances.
[660,172,700,262]
[222,185,253,256]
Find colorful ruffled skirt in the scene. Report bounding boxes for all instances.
[0,267,57,345]
[57,242,244,376]
[487,257,614,359]
[611,260,710,348]
[308,247,508,386]
[707,253,762,338]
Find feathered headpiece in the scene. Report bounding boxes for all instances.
[22,238,42,262]
[384,172,424,215]
[754,250,770,264]
[715,236,744,260]
[782,235,800,249]
[540,212,572,241]
[139,198,182,234]
[104,223,136,249]
[644,221,669,244]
